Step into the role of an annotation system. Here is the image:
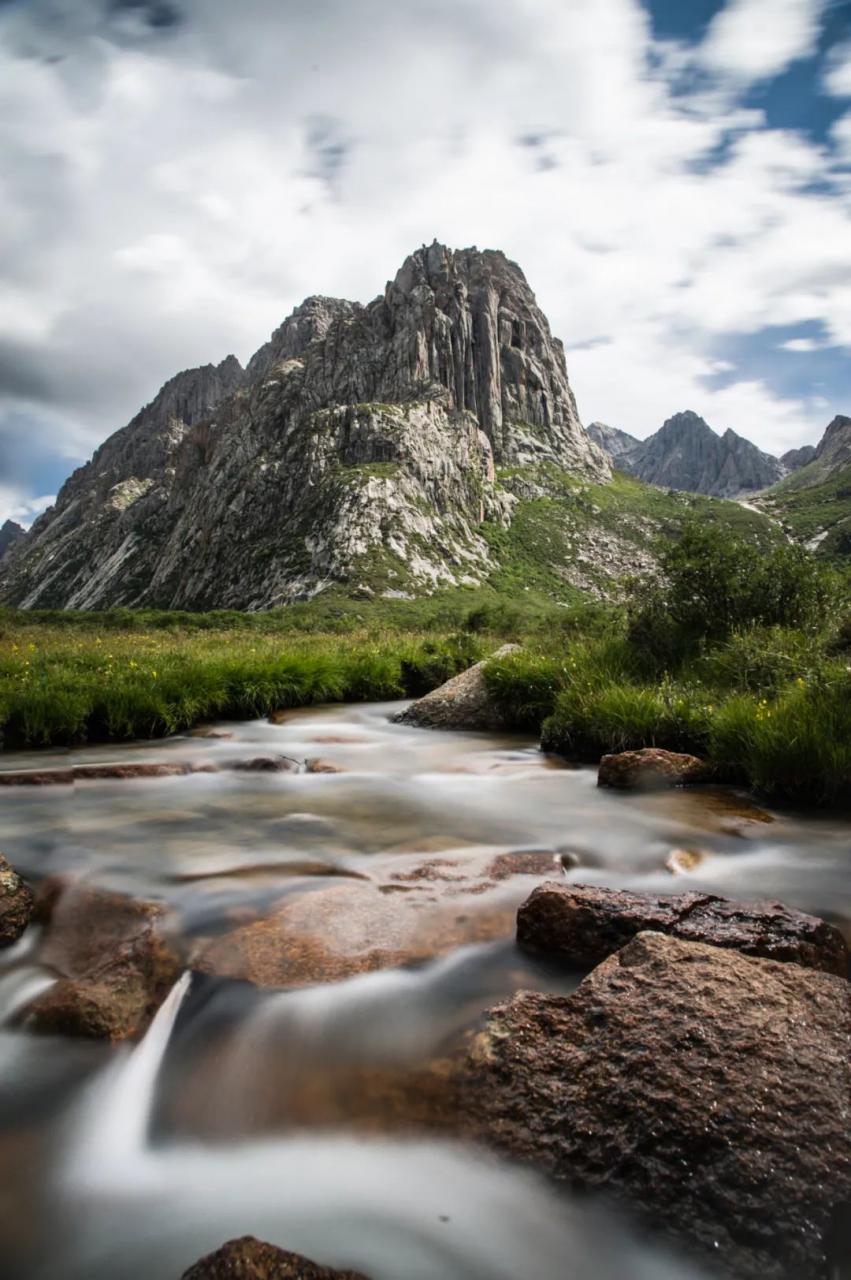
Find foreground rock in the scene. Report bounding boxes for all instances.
[598,747,712,790]
[393,644,519,731]
[517,882,849,976]
[0,854,34,947]
[24,885,180,1039]
[181,1237,370,1279]
[457,932,851,1279]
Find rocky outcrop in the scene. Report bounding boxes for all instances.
[181,1237,370,1280]
[516,882,849,975]
[393,643,519,730]
[812,413,851,473]
[0,520,24,562]
[1,243,608,610]
[597,747,712,789]
[602,410,785,497]
[781,444,817,471]
[0,853,34,947]
[455,932,851,1280]
[24,885,180,1039]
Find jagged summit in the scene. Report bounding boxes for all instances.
[0,521,24,562]
[1,243,608,611]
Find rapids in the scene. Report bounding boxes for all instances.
[0,699,848,1278]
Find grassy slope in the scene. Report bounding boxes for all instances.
[760,463,851,560]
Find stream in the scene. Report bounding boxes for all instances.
[1,699,849,1279]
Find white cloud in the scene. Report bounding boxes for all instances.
[779,337,820,351]
[699,0,826,83]
[823,41,851,95]
[0,491,55,529]
[0,0,847,497]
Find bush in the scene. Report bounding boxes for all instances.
[541,677,713,760]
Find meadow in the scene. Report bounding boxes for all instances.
[2,524,849,805]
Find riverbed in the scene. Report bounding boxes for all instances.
[1,700,849,1279]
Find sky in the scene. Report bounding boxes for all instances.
[1,0,850,525]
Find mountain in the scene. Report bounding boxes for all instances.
[761,415,851,559]
[0,243,612,610]
[0,521,24,562]
[591,410,785,498]
[586,422,640,466]
[781,445,817,471]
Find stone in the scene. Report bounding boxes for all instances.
[181,1237,370,1279]
[456,932,851,1280]
[304,758,347,774]
[0,760,218,786]
[597,747,712,790]
[516,881,848,976]
[393,644,519,731]
[0,853,34,947]
[0,244,608,611]
[229,755,299,773]
[664,847,707,874]
[24,885,181,1040]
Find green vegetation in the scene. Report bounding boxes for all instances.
[761,463,851,562]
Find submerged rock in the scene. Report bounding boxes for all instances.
[24,885,181,1039]
[597,747,712,790]
[181,1236,370,1279]
[0,853,34,947]
[393,644,519,731]
[516,881,848,975]
[456,932,851,1279]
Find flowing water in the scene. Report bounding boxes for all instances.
[1,700,849,1278]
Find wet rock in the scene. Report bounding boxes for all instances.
[0,760,218,786]
[457,932,851,1280]
[597,747,712,790]
[484,850,562,880]
[0,767,72,786]
[195,877,516,988]
[24,885,181,1040]
[393,644,519,731]
[181,1236,370,1279]
[0,853,34,946]
[516,881,848,976]
[664,847,707,874]
[267,709,290,725]
[230,755,299,773]
[304,758,347,774]
[188,727,234,739]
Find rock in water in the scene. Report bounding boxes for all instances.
[24,884,180,1039]
[457,933,851,1279]
[181,1237,370,1279]
[1,243,608,610]
[516,882,849,975]
[597,747,711,789]
[0,853,34,946]
[394,643,519,730]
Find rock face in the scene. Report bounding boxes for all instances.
[393,643,519,730]
[781,444,817,471]
[597,747,711,789]
[516,882,849,975]
[0,853,34,947]
[181,1237,370,1280]
[586,421,640,467]
[1,243,608,610]
[457,932,851,1280]
[0,520,24,562]
[595,410,785,498]
[24,885,180,1039]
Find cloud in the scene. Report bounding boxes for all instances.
[0,490,55,529]
[0,0,848,500]
[698,0,827,84]
[823,40,851,95]
[779,336,821,350]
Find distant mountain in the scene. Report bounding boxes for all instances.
[590,410,785,498]
[586,422,640,466]
[761,415,851,559]
[0,521,24,562]
[781,445,817,471]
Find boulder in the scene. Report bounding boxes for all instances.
[229,755,299,773]
[393,644,519,731]
[456,932,851,1279]
[0,853,34,946]
[181,1237,370,1279]
[24,885,181,1039]
[0,760,217,786]
[304,758,347,774]
[597,747,712,790]
[516,882,848,976]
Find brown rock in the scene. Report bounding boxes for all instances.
[457,933,851,1279]
[188,727,234,739]
[0,853,34,946]
[181,1236,370,1279]
[304,758,347,774]
[392,644,519,731]
[0,760,218,786]
[516,881,848,976]
[25,885,181,1039]
[484,849,562,881]
[664,847,706,874]
[195,879,515,988]
[597,747,712,790]
[267,709,290,725]
[0,767,72,786]
[229,755,299,773]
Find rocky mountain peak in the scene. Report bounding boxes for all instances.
[815,414,851,468]
[0,520,24,562]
